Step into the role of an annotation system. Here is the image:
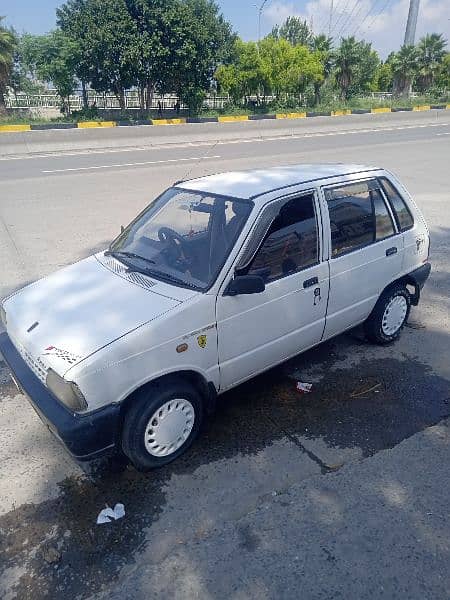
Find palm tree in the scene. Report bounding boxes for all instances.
[334,37,361,100]
[312,34,333,105]
[391,44,419,97]
[416,33,447,91]
[0,17,16,113]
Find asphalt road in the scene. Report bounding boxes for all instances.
[0,112,449,599]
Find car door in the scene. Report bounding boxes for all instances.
[216,190,329,391]
[321,177,403,340]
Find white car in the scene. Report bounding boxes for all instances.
[0,164,431,470]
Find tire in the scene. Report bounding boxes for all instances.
[364,283,411,345]
[122,378,203,471]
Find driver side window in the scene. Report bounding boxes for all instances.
[248,193,319,283]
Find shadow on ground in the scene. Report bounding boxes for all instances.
[0,328,449,599]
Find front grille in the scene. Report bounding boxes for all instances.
[11,335,48,384]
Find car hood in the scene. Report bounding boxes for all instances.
[4,254,196,376]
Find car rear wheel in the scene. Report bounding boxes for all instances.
[364,283,411,344]
[122,378,203,471]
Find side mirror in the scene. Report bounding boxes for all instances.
[120,225,125,233]
[225,274,265,296]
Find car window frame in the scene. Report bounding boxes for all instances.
[235,189,322,285]
[322,177,399,260]
[378,176,415,232]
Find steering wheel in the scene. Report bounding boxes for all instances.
[158,227,187,267]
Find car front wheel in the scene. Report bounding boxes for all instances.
[364,283,411,344]
[122,378,203,470]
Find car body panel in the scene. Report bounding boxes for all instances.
[3,255,191,378]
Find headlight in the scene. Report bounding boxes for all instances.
[0,305,6,329]
[46,369,87,412]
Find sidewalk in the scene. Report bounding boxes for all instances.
[99,417,450,600]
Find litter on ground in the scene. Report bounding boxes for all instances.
[96,503,125,524]
[296,381,313,393]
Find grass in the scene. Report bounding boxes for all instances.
[1,94,448,125]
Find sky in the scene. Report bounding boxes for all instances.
[3,0,450,58]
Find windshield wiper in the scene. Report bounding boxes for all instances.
[106,251,198,290]
[105,250,155,265]
[147,269,199,289]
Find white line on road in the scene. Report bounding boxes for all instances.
[1,121,448,163]
[42,155,222,173]
[436,132,450,136]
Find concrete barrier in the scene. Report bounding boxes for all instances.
[0,107,448,158]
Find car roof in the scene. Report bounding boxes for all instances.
[180,163,380,200]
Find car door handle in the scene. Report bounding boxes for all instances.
[386,247,398,256]
[303,276,319,288]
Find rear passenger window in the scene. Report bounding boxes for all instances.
[248,193,319,283]
[379,178,414,231]
[325,180,395,257]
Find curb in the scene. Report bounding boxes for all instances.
[0,105,448,133]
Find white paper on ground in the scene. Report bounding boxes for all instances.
[96,503,126,524]
[296,381,313,393]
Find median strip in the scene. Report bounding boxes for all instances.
[0,124,31,132]
[77,121,116,128]
[1,105,449,133]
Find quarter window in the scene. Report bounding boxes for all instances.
[248,194,319,283]
[325,180,395,257]
[379,177,414,231]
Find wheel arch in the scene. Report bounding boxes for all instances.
[383,274,421,306]
[118,370,217,424]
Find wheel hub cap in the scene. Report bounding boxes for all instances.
[381,295,407,336]
[144,399,195,457]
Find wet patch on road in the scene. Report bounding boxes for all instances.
[0,335,449,599]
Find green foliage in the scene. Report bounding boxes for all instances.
[216,37,323,101]
[334,37,379,100]
[391,45,419,96]
[270,16,313,48]
[416,33,447,91]
[370,62,393,92]
[57,0,235,114]
[0,16,17,109]
[436,52,450,89]
[36,31,78,112]
[57,0,138,108]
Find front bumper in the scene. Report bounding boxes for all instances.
[0,332,121,461]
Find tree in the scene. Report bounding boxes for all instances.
[123,0,171,111]
[29,31,78,114]
[258,37,323,99]
[58,0,139,110]
[391,45,419,97]
[436,52,450,89]
[311,34,333,105]
[215,39,264,101]
[270,16,312,48]
[163,0,236,115]
[0,16,16,112]
[370,61,393,92]
[334,37,379,100]
[9,33,47,97]
[416,33,447,91]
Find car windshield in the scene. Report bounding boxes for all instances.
[109,187,253,290]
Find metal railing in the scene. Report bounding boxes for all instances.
[6,91,230,110]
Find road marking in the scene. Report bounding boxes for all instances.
[42,155,222,174]
[0,121,447,164]
[436,132,450,136]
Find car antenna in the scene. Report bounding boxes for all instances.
[174,140,219,185]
